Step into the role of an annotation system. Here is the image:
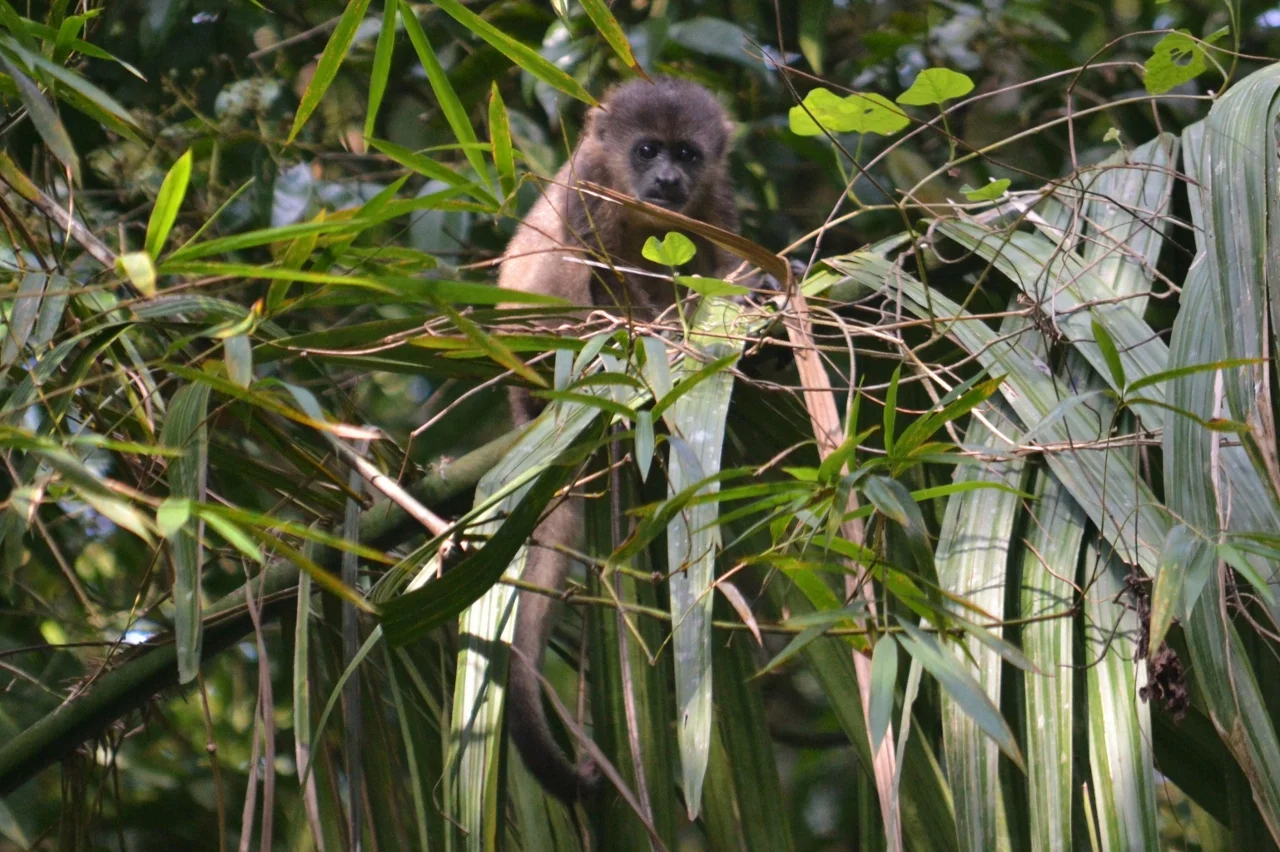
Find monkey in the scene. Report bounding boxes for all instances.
[495,76,743,804]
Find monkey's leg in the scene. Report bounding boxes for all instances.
[508,496,602,803]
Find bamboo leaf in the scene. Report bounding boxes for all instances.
[427,0,597,106]
[145,150,192,259]
[0,54,78,182]
[288,0,373,144]
[868,636,898,752]
[364,0,397,140]
[897,619,1024,771]
[487,83,516,201]
[397,0,492,186]
[160,382,211,685]
[0,272,47,368]
[578,0,645,75]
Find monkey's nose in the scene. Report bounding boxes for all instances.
[655,174,681,193]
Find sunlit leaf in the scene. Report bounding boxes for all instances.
[116,251,157,297]
[145,149,192,259]
[643,232,697,266]
[897,68,975,106]
[789,88,909,137]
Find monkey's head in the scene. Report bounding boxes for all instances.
[585,77,733,215]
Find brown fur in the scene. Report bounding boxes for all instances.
[499,76,741,804]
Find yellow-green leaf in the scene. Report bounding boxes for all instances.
[488,83,516,202]
[117,251,157,297]
[897,68,975,106]
[145,149,192,259]
[643,231,697,266]
[789,88,909,137]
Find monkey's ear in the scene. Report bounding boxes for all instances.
[585,106,608,140]
[717,118,737,158]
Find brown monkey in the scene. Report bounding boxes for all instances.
[497,76,741,803]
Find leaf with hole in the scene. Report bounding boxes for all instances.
[1143,31,1208,95]
[789,88,909,137]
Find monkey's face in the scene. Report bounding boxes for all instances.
[628,137,705,212]
[587,78,732,218]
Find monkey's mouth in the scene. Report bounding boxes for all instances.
[642,193,688,211]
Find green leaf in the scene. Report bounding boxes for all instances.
[224,335,253,389]
[789,88,910,137]
[1143,31,1208,96]
[161,383,211,684]
[897,68,975,106]
[1218,542,1277,609]
[396,0,491,187]
[116,252,157,297]
[425,0,596,105]
[199,510,263,563]
[863,475,934,576]
[145,150,192,259]
[960,179,1011,201]
[578,0,643,74]
[367,137,494,203]
[797,0,832,74]
[159,261,566,304]
[1150,525,1200,654]
[156,498,191,539]
[288,0,373,143]
[897,619,1024,771]
[1092,318,1127,390]
[0,36,142,139]
[364,0,397,140]
[884,365,901,456]
[436,299,545,387]
[487,83,516,201]
[165,219,371,264]
[636,409,654,482]
[868,636,899,750]
[380,457,573,646]
[0,272,47,368]
[0,54,78,183]
[674,275,749,297]
[643,231,697,266]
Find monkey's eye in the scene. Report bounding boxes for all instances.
[675,145,701,163]
[636,142,659,160]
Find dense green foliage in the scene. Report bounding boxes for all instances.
[2,1,1280,850]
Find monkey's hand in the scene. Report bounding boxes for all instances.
[733,258,806,308]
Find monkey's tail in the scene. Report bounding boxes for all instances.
[508,599,601,803]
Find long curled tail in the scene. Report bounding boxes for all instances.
[507,497,601,804]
